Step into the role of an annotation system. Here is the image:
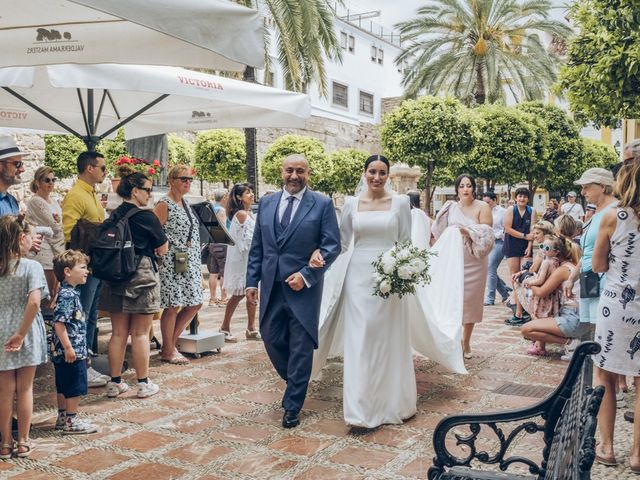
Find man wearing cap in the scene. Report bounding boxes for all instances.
[561,190,584,222]
[0,135,25,217]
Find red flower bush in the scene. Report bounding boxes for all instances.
[115,156,163,180]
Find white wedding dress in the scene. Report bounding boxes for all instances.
[313,195,467,428]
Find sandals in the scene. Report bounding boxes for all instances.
[160,354,190,365]
[246,329,262,341]
[220,330,237,343]
[0,443,13,460]
[16,441,33,458]
[595,444,617,466]
[527,343,548,357]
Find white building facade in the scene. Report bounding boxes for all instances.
[260,9,405,127]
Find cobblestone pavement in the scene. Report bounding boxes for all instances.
[0,294,636,478]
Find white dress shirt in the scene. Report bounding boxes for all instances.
[491,205,506,241]
[278,187,306,224]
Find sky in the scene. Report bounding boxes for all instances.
[343,0,570,30]
[344,0,424,29]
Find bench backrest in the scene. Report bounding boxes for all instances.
[543,367,604,479]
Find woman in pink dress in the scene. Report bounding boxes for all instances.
[432,174,493,359]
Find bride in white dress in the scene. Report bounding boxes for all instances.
[311,155,467,428]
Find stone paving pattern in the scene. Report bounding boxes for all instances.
[0,298,636,478]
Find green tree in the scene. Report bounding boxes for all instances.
[261,135,330,192]
[327,148,369,195]
[381,96,479,212]
[167,135,195,167]
[194,129,246,188]
[559,0,640,127]
[234,0,342,192]
[396,0,572,104]
[550,138,620,194]
[467,105,539,189]
[515,102,583,194]
[44,134,86,179]
[44,129,128,178]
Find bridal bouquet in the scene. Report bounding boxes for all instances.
[372,241,434,299]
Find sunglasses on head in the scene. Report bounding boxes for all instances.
[539,244,557,252]
[42,177,57,184]
[175,176,193,183]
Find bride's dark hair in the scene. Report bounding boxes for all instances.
[364,154,390,171]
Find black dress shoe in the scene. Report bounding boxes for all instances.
[282,410,300,428]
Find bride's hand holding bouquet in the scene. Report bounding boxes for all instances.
[372,241,434,299]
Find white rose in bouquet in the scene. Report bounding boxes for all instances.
[381,252,396,274]
[397,265,413,280]
[378,280,392,295]
[396,247,411,261]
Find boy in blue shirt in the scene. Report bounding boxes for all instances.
[51,250,98,434]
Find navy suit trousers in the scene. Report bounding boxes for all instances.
[260,281,314,412]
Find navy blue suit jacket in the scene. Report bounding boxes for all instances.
[246,189,340,346]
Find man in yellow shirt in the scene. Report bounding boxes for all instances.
[62,151,109,387]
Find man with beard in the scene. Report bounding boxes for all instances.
[246,154,340,428]
[0,136,25,217]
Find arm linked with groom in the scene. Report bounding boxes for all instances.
[245,154,340,428]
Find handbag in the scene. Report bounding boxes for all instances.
[173,199,194,274]
[580,269,602,298]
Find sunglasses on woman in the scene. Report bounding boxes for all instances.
[42,177,57,184]
[175,176,194,183]
[539,244,558,252]
[138,187,153,194]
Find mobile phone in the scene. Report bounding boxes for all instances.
[101,193,108,202]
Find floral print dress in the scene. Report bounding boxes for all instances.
[158,195,203,308]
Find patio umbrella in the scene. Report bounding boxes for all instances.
[0,0,264,71]
[0,64,310,149]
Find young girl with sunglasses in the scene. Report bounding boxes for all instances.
[522,235,563,318]
[0,216,48,458]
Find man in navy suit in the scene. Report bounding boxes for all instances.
[246,154,340,428]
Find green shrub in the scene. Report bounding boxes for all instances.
[194,129,246,187]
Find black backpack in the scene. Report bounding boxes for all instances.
[90,207,141,282]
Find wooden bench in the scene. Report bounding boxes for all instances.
[428,341,604,480]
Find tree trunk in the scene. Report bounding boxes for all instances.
[474,63,486,105]
[424,160,435,216]
[243,66,259,197]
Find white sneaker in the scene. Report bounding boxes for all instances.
[137,380,159,398]
[63,415,98,435]
[564,338,580,354]
[106,381,130,398]
[87,367,109,387]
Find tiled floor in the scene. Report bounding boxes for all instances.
[0,292,635,478]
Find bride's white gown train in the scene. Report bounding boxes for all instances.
[312,195,466,428]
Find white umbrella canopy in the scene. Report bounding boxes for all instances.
[0,0,264,71]
[0,64,310,148]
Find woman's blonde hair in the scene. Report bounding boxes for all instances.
[615,162,640,227]
[167,164,190,180]
[532,220,554,236]
[29,166,54,193]
[554,214,578,238]
[0,215,29,277]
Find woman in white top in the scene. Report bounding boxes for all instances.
[219,183,259,342]
[591,162,640,469]
[25,166,64,310]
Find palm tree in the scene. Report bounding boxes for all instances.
[235,0,342,191]
[395,0,572,105]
